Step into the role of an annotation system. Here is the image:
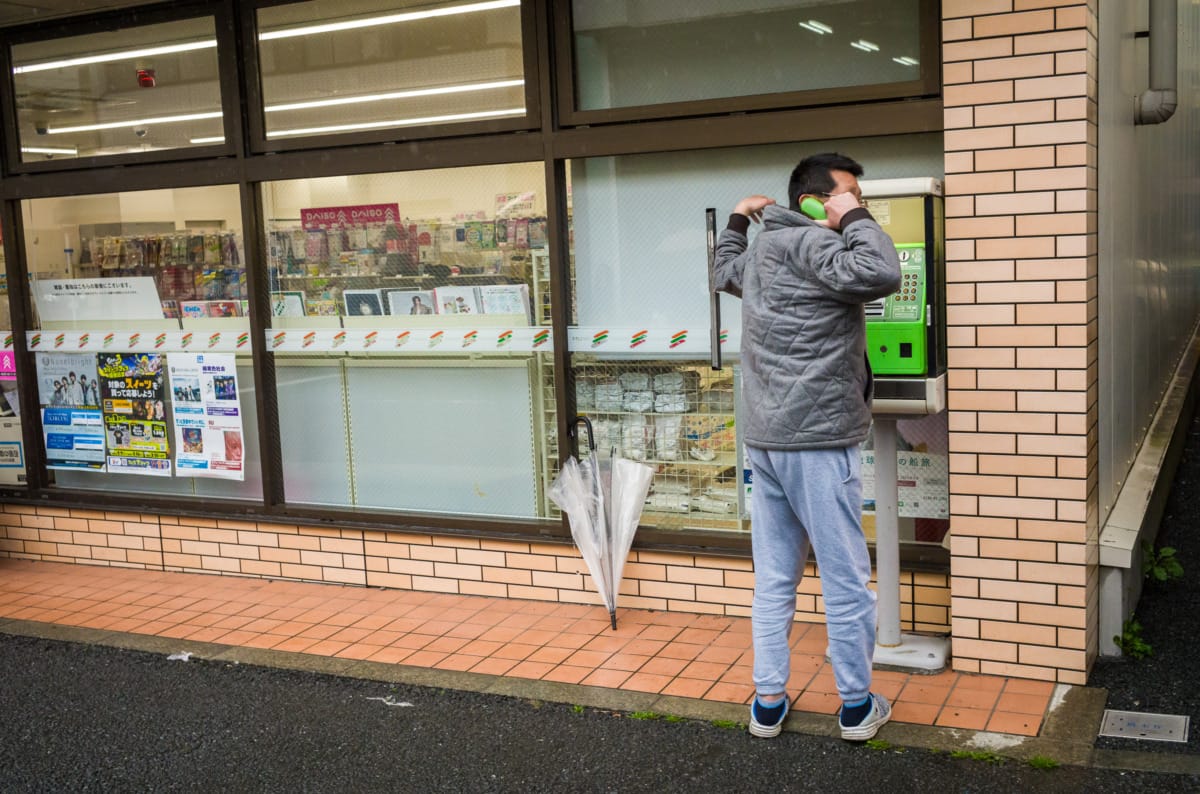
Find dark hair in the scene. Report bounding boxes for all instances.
[787,152,864,211]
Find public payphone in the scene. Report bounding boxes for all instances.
[859,177,946,414]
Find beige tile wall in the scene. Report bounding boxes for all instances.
[0,505,951,634]
[942,0,1099,684]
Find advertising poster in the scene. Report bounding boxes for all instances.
[169,353,244,480]
[35,352,105,471]
[97,353,171,476]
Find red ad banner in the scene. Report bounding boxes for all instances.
[300,203,400,229]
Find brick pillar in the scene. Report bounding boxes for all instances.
[941,1,1098,684]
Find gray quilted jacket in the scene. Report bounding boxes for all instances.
[713,203,901,450]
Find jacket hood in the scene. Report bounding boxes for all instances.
[762,203,818,231]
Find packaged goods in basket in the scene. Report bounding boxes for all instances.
[683,415,736,454]
[622,390,655,412]
[575,376,595,410]
[645,493,691,513]
[701,382,735,412]
[654,391,697,413]
[694,494,737,514]
[621,415,654,461]
[653,370,701,393]
[594,379,623,411]
[617,372,653,391]
[654,415,683,461]
[590,418,623,455]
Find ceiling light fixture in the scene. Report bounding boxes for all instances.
[14,40,217,75]
[46,110,223,134]
[265,107,524,138]
[259,0,519,41]
[850,40,880,52]
[189,136,226,144]
[798,20,833,35]
[892,56,920,66]
[265,79,524,113]
[21,145,78,155]
[14,0,518,76]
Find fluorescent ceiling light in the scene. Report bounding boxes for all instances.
[13,0,517,76]
[21,145,78,155]
[850,40,880,52]
[265,79,524,113]
[189,136,226,144]
[892,56,919,66]
[260,0,519,41]
[798,20,832,34]
[266,107,524,138]
[14,40,216,75]
[46,111,222,134]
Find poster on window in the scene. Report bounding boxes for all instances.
[35,352,105,471]
[96,353,171,476]
[168,353,244,480]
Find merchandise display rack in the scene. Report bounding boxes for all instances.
[565,357,743,532]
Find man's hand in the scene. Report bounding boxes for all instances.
[733,195,776,223]
[815,192,862,230]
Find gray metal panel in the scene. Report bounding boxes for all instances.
[276,359,352,507]
[345,360,537,519]
[1098,0,1200,524]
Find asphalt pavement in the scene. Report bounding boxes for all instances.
[0,631,1195,793]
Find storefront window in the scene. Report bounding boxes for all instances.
[565,135,949,544]
[571,0,922,112]
[256,0,526,142]
[21,185,261,499]
[11,17,224,163]
[261,162,554,518]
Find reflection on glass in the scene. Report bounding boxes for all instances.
[257,0,525,140]
[22,185,245,328]
[19,186,260,498]
[12,17,223,162]
[261,163,547,324]
[0,220,21,488]
[572,0,921,111]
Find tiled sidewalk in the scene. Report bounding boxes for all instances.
[0,558,1052,736]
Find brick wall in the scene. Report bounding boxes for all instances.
[942,0,1099,684]
[0,504,951,633]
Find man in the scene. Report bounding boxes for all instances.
[712,152,901,742]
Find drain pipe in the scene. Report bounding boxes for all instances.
[1136,0,1178,125]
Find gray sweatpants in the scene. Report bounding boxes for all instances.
[747,445,877,704]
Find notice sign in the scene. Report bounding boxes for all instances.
[300,203,400,229]
[169,353,245,480]
[36,352,104,471]
[861,451,950,520]
[32,277,165,323]
[97,353,170,476]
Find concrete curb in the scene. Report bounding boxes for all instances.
[5,618,1200,775]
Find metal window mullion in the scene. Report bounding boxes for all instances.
[0,197,46,491]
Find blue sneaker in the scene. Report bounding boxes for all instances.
[748,696,789,738]
[839,693,891,741]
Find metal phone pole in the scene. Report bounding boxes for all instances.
[872,415,949,672]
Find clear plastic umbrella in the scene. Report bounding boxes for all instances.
[549,417,654,629]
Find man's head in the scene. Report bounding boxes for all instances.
[787,152,865,213]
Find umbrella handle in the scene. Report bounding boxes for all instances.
[570,416,596,457]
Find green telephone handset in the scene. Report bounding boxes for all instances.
[799,196,827,221]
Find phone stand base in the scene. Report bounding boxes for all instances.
[873,634,951,674]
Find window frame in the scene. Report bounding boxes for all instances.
[241,0,542,155]
[0,0,243,175]
[552,0,941,128]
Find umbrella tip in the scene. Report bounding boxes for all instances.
[610,612,617,631]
